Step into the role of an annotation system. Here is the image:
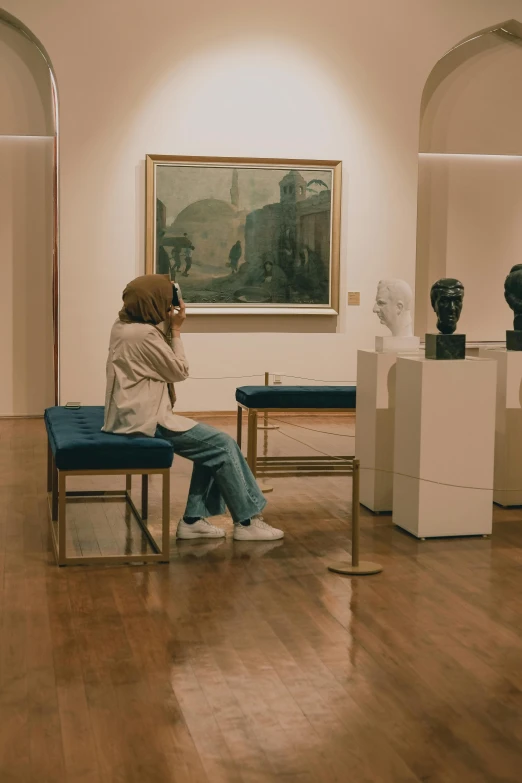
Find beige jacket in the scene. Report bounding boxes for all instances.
[102,319,196,436]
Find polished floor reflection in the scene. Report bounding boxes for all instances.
[1,415,522,782]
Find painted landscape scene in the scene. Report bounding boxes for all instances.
[154,163,334,308]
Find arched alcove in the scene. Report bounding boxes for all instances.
[415,20,522,342]
[0,10,58,415]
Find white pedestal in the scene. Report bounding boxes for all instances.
[355,349,398,512]
[479,348,522,506]
[375,335,420,353]
[392,356,496,538]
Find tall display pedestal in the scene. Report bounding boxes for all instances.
[356,349,398,512]
[393,356,496,538]
[479,348,522,506]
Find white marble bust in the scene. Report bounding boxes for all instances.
[373,279,419,353]
[373,279,414,337]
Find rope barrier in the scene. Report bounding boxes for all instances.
[358,465,522,494]
[190,374,264,380]
[270,420,522,492]
[281,374,355,384]
[187,372,522,493]
[188,373,355,383]
[270,416,355,438]
[274,426,349,461]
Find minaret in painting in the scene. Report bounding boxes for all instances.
[230,169,239,208]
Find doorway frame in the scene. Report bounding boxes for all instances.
[0,9,59,406]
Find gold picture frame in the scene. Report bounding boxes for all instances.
[145,154,341,315]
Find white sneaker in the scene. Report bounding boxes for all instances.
[233,515,284,541]
[176,518,226,540]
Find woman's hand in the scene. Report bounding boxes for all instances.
[169,294,186,336]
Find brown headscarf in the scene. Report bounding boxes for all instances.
[119,274,172,325]
[119,274,176,406]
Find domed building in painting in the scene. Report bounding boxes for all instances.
[175,198,236,224]
[164,171,247,272]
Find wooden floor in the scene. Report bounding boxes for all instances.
[2,415,522,782]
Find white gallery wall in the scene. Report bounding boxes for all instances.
[2,0,522,411]
[0,22,54,415]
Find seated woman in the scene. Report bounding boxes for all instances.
[103,274,283,542]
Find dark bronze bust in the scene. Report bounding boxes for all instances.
[504,264,522,331]
[430,278,464,335]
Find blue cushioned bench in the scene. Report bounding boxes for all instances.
[235,386,356,479]
[45,406,174,566]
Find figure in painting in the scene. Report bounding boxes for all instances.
[227,240,242,274]
[278,228,296,283]
[262,256,289,303]
[171,247,182,274]
[182,242,195,277]
[156,230,170,276]
[293,243,327,303]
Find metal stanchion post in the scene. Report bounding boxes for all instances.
[328,460,383,576]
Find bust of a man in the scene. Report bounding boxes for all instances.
[373,279,414,337]
[504,264,522,330]
[430,278,464,335]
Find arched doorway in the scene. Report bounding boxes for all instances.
[0,10,58,414]
[415,20,522,342]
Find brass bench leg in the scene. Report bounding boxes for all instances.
[46,465,170,566]
[161,468,170,562]
[47,441,53,492]
[52,456,59,521]
[237,406,243,448]
[126,475,148,519]
[247,410,258,476]
[142,475,149,520]
[58,471,66,565]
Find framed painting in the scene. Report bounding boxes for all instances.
[145,155,341,314]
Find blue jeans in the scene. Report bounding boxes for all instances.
[156,423,267,523]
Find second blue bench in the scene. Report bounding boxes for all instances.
[235,385,356,479]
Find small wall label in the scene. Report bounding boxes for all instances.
[347,292,361,306]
